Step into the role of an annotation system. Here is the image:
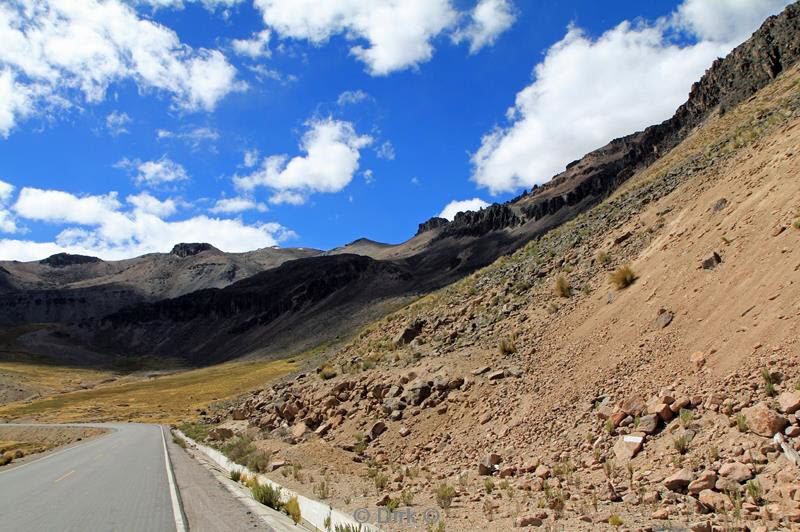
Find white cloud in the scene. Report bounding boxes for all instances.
[453,0,516,53]
[376,140,395,160]
[0,0,243,136]
[243,149,259,168]
[471,0,792,194]
[3,186,293,260]
[234,117,372,205]
[337,89,369,106]
[232,29,271,58]
[363,168,374,184]
[127,192,177,217]
[117,156,189,186]
[106,111,131,136]
[438,198,490,221]
[253,0,459,75]
[135,0,245,11]
[157,127,220,149]
[209,197,267,213]
[0,180,17,233]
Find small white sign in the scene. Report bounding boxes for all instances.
[624,435,644,443]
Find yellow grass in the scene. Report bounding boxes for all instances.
[0,356,301,424]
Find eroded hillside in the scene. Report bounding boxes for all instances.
[207,57,800,531]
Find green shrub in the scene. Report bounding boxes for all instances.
[761,368,776,397]
[792,218,800,229]
[736,412,749,432]
[221,435,255,466]
[284,495,302,525]
[400,487,414,506]
[483,478,494,493]
[172,434,187,449]
[609,265,636,289]
[596,250,611,265]
[435,483,455,510]
[246,451,271,473]
[374,472,388,491]
[251,481,283,510]
[386,498,400,511]
[230,469,242,482]
[608,514,623,527]
[673,435,689,455]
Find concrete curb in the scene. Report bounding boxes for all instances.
[160,426,188,532]
[175,429,381,532]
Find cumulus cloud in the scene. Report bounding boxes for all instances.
[253,0,459,75]
[234,118,372,205]
[2,186,293,260]
[471,0,792,194]
[136,0,244,11]
[127,192,178,217]
[232,29,271,58]
[453,0,516,53]
[106,111,131,136]
[116,156,189,186]
[0,0,243,136]
[438,198,490,221]
[243,149,259,168]
[209,197,267,213]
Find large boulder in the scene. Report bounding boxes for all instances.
[742,403,788,437]
[664,469,693,492]
[393,319,425,347]
[613,432,645,462]
[778,392,800,414]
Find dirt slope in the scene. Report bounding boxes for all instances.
[211,56,800,531]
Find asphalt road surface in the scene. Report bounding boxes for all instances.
[0,424,179,532]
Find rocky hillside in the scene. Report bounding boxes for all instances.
[207,34,800,531]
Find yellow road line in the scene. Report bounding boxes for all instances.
[53,470,75,483]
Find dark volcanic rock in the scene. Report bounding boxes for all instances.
[416,217,449,235]
[170,243,216,258]
[39,253,101,267]
[436,204,521,240]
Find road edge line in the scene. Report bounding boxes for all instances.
[161,425,188,532]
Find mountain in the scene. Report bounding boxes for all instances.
[2,3,799,368]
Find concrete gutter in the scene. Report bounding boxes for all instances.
[175,429,380,532]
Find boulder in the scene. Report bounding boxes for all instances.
[654,308,674,329]
[478,453,503,475]
[701,251,722,269]
[638,414,660,435]
[698,489,730,512]
[207,427,234,441]
[290,422,309,440]
[393,319,425,347]
[688,470,717,494]
[401,379,431,406]
[613,432,645,462]
[620,396,645,416]
[718,462,752,483]
[690,351,706,369]
[515,515,543,527]
[370,421,387,440]
[778,392,800,414]
[664,468,693,492]
[742,403,788,437]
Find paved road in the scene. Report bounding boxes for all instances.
[0,424,179,532]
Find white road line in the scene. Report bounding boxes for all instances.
[161,426,188,532]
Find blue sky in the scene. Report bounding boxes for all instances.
[0,0,791,260]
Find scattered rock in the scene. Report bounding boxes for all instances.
[370,421,387,440]
[742,403,788,437]
[778,391,800,414]
[719,462,753,483]
[701,251,722,269]
[207,427,234,441]
[613,432,645,461]
[654,308,674,329]
[664,468,693,491]
[688,470,717,494]
[690,351,706,369]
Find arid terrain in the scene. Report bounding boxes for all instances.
[1,3,800,532]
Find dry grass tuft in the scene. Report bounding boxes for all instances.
[609,265,636,289]
[554,275,571,298]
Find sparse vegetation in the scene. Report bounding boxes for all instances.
[498,338,516,355]
[793,218,800,229]
[679,408,693,429]
[401,487,414,506]
[761,367,776,397]
[374,472,388,491]
[608,514,624,527]
[673,435,689,454]
[746,480,763,504]
[314,480,331,499]
[284,495,302,525]
[171,433,187,449]
[483,478,495,493]
[435,483,455,510]
[319,365,338,380]
[251,481,282,510]
[554,275,571,297]
[596,250,611,265]
[736,412,749,432]
[230,469,242,482]
[609,265,636,289]
[386,497,400,511]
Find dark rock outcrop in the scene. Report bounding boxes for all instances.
[170,243,216,258]
[39,253,101,267]
[416,217,449,235]
[436,204,521,240]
